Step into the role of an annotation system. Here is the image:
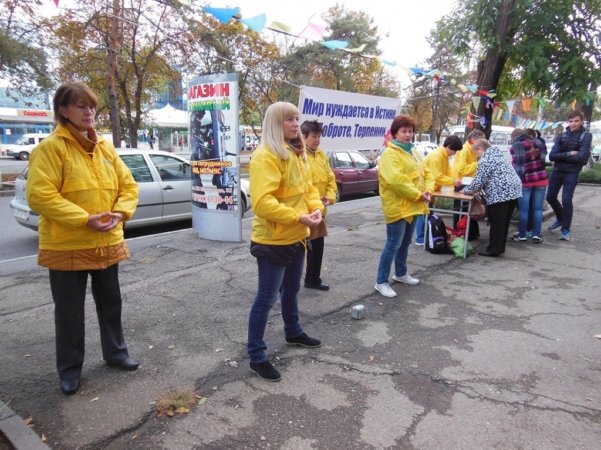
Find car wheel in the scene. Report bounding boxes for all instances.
[374,184,380,196]
[19,152,29,161]
[336,184,342,203]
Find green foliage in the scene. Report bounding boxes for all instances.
[0,0,52,94]
[579,163,601,184]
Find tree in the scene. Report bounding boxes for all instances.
[0,0,51,96]
[46,0,185,147]
[442,0,601,136]
[278,5,400,98]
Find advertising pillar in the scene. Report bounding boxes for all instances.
[188,73,242,242]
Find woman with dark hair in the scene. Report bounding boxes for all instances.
[301,120,337,291]
[375,115,434,298]
[26,82,139,395]
[414,135,463,245]
[247,102,324,381]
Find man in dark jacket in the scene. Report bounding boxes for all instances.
[546,111,592,241]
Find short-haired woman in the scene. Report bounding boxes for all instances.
[247,102,324,381]
[375,115,434,298]
[26,82,139,395]
[462,139,522,256]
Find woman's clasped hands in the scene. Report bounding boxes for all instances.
[300,208,322,228]
[86,212,124,231]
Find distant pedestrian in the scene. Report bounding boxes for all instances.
[453,129,486,240]
[26,82,140,396]
[509,129,547,243]
[462,139,522,257]
[247,102,324,381]
[375,115,434,298]
[546,111,592,241]
[414,135,463,245]
[301,120,337,291]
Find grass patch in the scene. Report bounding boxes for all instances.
[579,163,601,183]
[156,388,204,417]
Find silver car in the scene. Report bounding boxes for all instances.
[9,149,250,231]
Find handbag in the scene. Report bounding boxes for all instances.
[309,218,328,240]
[249,241,303,267]
[469,192,487,221]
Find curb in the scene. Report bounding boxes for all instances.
[0,401,49,450]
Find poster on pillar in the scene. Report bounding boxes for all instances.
[188,73,241,242]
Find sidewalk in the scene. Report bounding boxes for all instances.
[1,186,601,449]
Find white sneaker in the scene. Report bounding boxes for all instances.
[374,282,397,298]
[392,274,420,285]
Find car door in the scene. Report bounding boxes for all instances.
[119,153,163,225]
[331,151,360,195]
[349,151,378,194]
[148,154,192,220]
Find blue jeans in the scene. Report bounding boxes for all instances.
[517,186,546,237]
[376,218,415,284]
[247,244,305,363]
[546,170,579,232]
[414,215,425,243]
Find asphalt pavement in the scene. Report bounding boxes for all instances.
[1,186,601,449]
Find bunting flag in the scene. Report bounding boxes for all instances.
[472,96,481,111]
[506,100,516,114]
[382,59,398,67]
[54,0,59,5]
[521,97,531,111]
[299,20,327,41]
[344,44,367,54]
[320,40,349,50]
[202,6,241,23]
[268,21,292,34]
[240,14,266,32]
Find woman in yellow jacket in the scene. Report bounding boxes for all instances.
[26,82,139,395]
[301,120,337,291]
[414,135,463,244]
[453,129,485,238]
[375,115,434,298]
[248,102,324,381]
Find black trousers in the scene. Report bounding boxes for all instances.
[485,199,517,255]
[49,264,128,381]
[305,237,325,285]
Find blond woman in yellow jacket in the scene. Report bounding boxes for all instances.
[26,82,139,395]
[452,129,485,235]
[247,102,324,382]
[375,115,434,298]
[301,120,337,291]
[414,135,463,244]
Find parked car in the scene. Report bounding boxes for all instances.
[327,150,379,201]
[9,149,250,231]
[5,133,50,160]
[414,142,438,158]
[592,144,601,162]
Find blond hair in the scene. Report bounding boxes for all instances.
[261,102,304,160]
[472,139,491,152]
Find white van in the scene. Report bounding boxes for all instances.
[5,133,50,160]
[449,125,514,159]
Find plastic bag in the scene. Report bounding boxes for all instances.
[450,236,474,258]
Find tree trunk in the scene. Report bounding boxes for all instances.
[107,0,121,148]
[470,0,518,139]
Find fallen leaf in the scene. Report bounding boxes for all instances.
[175,406,189,414]
[368,355,375,362]
[198,397,207,406]
[166,410,175,417]
[23,354,31,357]
[168,345,175,350]
[215,348,223,353]
[90,397,99,402]
[41,434,47,442]
[24,417,34,426]
[594,334,601,339]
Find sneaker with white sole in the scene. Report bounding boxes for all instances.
[392,274,420,285]
[532,236,543,244]
[374,282,397,297]
[559,231,570,241]
[548,220,561,231]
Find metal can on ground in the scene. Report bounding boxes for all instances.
[351,304,365,320]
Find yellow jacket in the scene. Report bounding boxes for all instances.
[306,147,337,211]
[250,144,323,245]
[424,146,456,191]
[26,124,138,252]
[453,141,478,177]
[378,141,434,224]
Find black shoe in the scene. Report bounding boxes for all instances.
[250,361,281,382]
[285,333,321,348]
[106,356,139,371]
[304,282,330,291]
[478,251,500,257]
[60,378,80,395]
